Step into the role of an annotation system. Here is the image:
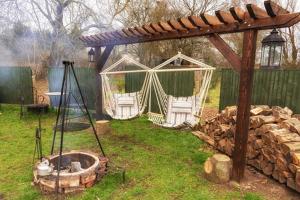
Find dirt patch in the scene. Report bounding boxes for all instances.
[108,133,158,152]
[236,166,299,200]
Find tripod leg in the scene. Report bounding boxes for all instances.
[55,62,69,195]
[38,114,43,160]
[70,63,106,157]
[51,65,68,155]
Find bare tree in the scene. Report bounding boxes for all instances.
[277,0,300,68]
[0,0,128,70]
[28,0,126,67]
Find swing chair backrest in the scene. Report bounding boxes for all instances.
[114,92,139,119]
[117,95,135,106]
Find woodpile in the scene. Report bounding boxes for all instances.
[194,105,300,192]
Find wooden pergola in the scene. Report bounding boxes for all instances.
[80,1,300,182]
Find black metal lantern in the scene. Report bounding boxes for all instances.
[260,29,285,69]
[88,48,95,62]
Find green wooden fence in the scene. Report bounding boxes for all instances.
[0,67,33,104]
[219,69,300,113]
[48,67,96,110]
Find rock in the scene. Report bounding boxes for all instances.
[204,154,232,184]
[71,162,82,172]
[81,174,96,185]
[59,175,80,187]
[96,120,111,135]
[229,180,241,190]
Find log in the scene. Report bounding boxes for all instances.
[223,106,237,117]
[255,123,279,136]
[204,154,232,183]
[280,118,300,134]
[250,105,271,116]
[259,115,276,124]
[250,116,263,128]
[262,162,274,176]
[192,131,215,146]
[281,142,300,156]
[293,114,300,120]
[253,139,263,149]
[288,163,300,174]
[295,169,300,186]
[272,106,293,122]
[289,152,300,165]
[96,120,111,135]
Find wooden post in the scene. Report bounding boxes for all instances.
[232,30,258,182]
[95,45,114,119]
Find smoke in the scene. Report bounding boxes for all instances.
[0,42,16,66]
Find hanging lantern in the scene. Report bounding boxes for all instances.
[260,29,285,69]
[88,48,95,62]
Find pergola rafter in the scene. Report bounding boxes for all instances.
[80,1,300,182]
[80,1,297,48]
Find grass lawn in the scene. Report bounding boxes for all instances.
[0,104,263,200]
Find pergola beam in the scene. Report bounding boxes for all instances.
[207,34,241,72]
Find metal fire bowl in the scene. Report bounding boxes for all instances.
[55,122,90,132]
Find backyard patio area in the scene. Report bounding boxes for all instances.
[0,104,264,200]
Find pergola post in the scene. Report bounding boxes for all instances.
[94,45,114,119]
[232,30,258,182]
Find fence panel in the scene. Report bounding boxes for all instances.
[0,67,33,104]
[48,67,96,110]
[219,69,300,113]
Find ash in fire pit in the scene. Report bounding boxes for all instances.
[33,151,108,194]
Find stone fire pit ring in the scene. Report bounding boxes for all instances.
[34,151,108,194]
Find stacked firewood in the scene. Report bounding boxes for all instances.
[194,105,300,192]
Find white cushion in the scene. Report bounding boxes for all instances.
[172,101,192,113]
[117,96,135,106]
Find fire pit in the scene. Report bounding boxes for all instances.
[33,151,108,194]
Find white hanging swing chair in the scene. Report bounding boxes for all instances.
[101,55,151,120]
[148,52,215,128]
